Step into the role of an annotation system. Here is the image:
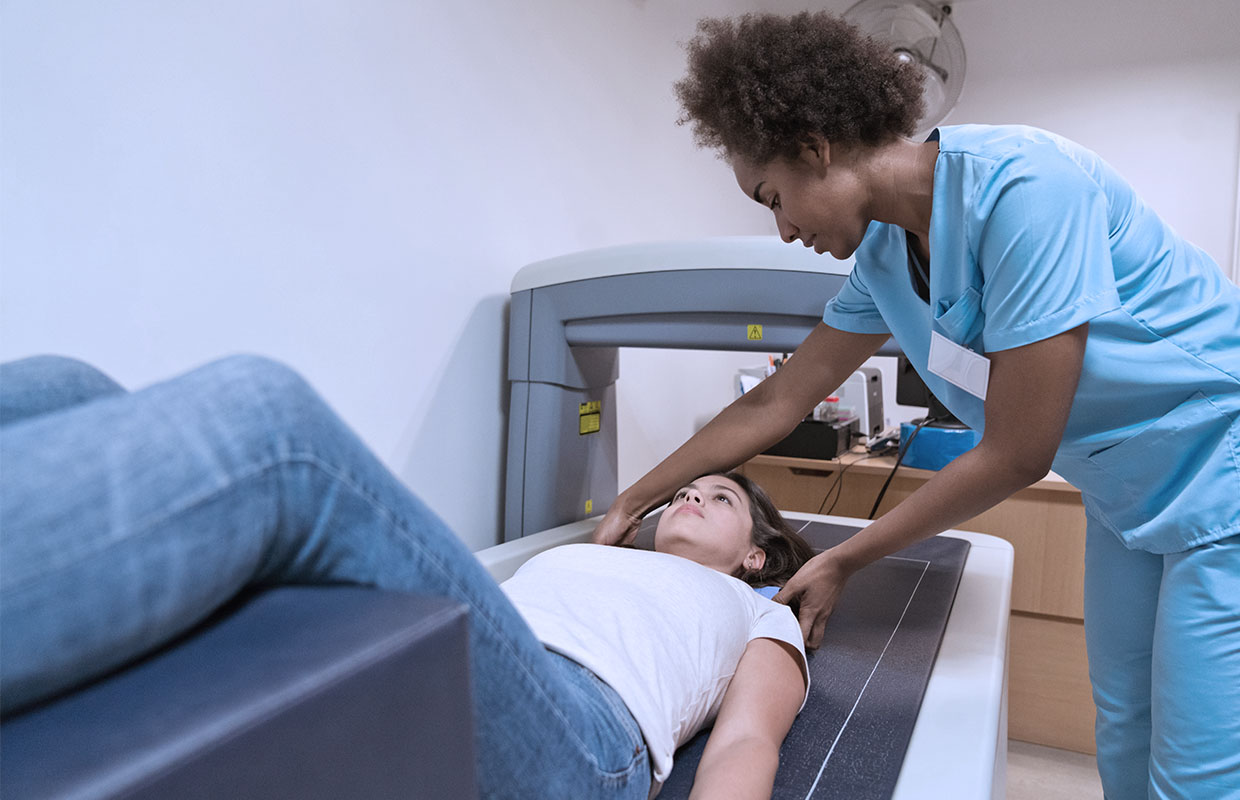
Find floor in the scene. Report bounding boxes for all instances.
[1006,741,1104,799]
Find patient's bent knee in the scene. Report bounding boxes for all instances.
[0,355,126,426]
[208,354,312,398]
[202,354,341,443]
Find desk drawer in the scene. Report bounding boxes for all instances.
[966,490,1087,619]
[1009,613,1097,754]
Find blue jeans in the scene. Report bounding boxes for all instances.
[0,355,651,799]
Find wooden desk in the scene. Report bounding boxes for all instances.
[740,451,1098,754]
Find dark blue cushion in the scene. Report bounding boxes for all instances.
[1,587,478,799]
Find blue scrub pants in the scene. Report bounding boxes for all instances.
[0,355,652,800]
[1084,518,1240,799]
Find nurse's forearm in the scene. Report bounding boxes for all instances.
[829,443,1042,574]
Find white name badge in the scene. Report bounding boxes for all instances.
[927,330,991,401]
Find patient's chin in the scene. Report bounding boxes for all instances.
[652,535,694,561]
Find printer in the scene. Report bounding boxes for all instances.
[837,366,884,441]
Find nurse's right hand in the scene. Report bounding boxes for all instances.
[592,499,642,546]
[775,548,852,649]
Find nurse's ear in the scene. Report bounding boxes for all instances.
[797,135,832,176]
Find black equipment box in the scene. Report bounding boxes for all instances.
[763,418,859,460]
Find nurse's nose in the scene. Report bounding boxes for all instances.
[775,213,799,244]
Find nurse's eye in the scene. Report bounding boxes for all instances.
[769,195,781,211]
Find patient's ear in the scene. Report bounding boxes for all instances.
[745,548,767,572]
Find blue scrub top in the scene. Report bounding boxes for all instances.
[823,124,1240,553]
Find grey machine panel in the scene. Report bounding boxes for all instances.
[505,262,852,541]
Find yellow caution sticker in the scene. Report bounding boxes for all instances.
[578,400,601,435]
[585,499,593,514]
[747,324,763,340]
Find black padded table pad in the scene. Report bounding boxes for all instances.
[0,587,478,800]
[637,517,971,800]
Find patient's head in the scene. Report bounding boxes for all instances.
[654,472,814,587]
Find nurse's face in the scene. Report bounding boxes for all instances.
[733,140,871,259]
[654,475,765,576]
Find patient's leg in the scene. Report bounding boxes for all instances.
[0,355,649,799]
[0,355,127,427]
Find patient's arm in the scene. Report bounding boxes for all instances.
[689,637,807,800]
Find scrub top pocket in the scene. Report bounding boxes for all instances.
[1085,391,1240,552]
[933,287,984,347]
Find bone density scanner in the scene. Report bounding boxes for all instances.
[497,237,1013,799]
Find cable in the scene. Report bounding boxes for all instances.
[815,453,883,516]
[824,458,863,516]
[867,416,945,520]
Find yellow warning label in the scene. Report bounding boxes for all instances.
[579,400,602,435]
[747,324,764,340]
[585,499,593,514]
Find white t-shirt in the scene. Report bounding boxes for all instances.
[500,544,810,786]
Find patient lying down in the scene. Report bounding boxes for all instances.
[501,472,815,799]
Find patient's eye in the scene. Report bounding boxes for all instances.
[674,489,687,501]
[770,195,781,211]
[715,493,732,505]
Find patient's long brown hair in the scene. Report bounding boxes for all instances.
[718,471,815,587]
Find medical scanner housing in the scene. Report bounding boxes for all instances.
[505,236,869,541]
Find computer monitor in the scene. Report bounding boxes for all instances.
[895,355,963,425]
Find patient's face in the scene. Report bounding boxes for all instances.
[654,475,763,575]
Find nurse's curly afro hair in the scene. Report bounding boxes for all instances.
[674,12,926,165]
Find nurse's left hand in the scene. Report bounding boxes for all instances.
[773,549,852,649]
[592,499,643,547]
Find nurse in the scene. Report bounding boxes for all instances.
[593,11,1240,799]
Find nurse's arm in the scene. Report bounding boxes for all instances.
[593,323,890,545]
[783,323,1088,646]
[688,637,807,800]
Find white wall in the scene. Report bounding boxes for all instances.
[944,0,1240,282]
[0,0,771,550]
